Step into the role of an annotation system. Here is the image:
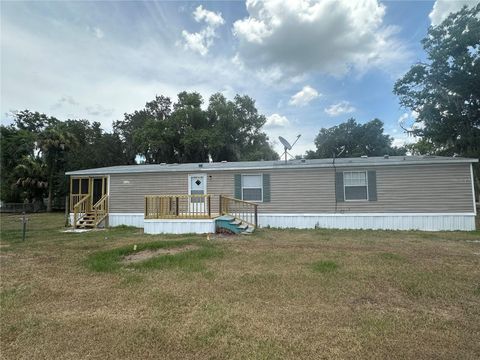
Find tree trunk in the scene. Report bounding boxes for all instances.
[47,169,54,212]
[47,182,53,212]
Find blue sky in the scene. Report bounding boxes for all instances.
[1,0,476,156]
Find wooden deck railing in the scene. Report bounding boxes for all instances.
[70,194,89,212]
[145,194,211,219]
[93,194,109,227]
[73,194,91,229]
[219,195,258,227]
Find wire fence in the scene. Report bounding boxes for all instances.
[0,203,38,213]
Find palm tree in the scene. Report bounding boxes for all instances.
[14,156,48,204]
[38,124,77,212]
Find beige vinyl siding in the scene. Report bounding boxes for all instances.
[109,163,474,214]
[110,172,187,213]
[336,163,473,213]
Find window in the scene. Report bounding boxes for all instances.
[242,174,263,201]
[344,171,368,201]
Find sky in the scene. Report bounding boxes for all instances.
[1,0,477,157]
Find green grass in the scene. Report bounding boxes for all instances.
[311,260,339,273]
[85,238,223,272]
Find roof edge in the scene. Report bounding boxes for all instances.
[65,157,478,176]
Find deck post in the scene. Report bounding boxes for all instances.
[254,204,258,228]
[219,195,223,215]
[208,195,211,218]
[176,197,179,216]
[144,197,147,219]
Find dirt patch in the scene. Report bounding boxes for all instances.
[122,245,199,264]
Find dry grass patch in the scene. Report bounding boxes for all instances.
[122,244,200,264]
[1,213,480,359]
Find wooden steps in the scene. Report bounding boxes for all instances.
[75,211,96,229]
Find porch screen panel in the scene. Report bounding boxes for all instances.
[81,179,89,194]
[93,179,103,204]
[72,179,79,194]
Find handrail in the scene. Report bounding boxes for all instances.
[93,194,109,226]
[73,194,91,229]
[145,194,211,219]
[93,194,108,209]
[70,194,89,212]
[219,195,258,228]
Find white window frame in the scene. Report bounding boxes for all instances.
[241,174,263,202]
[343,171,369,202]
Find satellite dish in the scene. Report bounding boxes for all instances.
[278,135,301,163]
[278,136,292,150]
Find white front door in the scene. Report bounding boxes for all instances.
[188,174,207,214]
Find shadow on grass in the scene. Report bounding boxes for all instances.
[85,238,223,273]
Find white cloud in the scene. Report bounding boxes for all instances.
[391,134,416,148]
[94,27,104,39]
[0,4,260,129]
[193,5,224,27]
[289,85,320,106]
[233,0,411,79]
[265,113,289,128]
[324,101,355,116]
[182,5,224,56]
[429,0,475,26]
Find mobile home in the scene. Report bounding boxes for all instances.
[65,156,477,233]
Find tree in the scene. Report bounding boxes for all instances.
[117,92,279,164]
[12,110,58,133]
[64,120,127,170]
[0,125,36,202]
[306,118,406,159]
[171,92,210,163]
[114,95,172,164]
[393,4,480,196]
[13,156,48,209]
[207,93,279,161]
[38,123,77,211]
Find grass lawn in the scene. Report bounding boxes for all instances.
[1,213,480,359]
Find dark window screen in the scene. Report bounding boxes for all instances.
[81,179,89,194]
[72,179,79,194]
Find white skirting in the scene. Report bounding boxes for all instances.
[144,219,215,234]
[258,213,476,231]
[109,213,144,227]
[71,212,476,232]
